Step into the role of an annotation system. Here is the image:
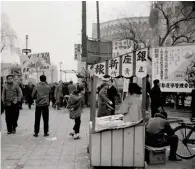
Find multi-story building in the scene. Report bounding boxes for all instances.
[92,17,154,57]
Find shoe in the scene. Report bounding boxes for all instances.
[169,156,182,161]
[74,134,80,140]
[33,133,38,137]
[44,133,49,137]
[7,132,12,135]
[69,132,74,137]
[12,129,16,134]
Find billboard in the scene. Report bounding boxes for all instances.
[82,39,112,64]
[22,52,51,74]
[151,44,195,92]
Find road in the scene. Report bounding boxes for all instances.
[1,105,195,169]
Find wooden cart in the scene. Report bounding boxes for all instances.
[88,48,148,168]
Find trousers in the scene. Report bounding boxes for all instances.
[5,103,18,132]
[73,117,81,134]
[34,106,49,134]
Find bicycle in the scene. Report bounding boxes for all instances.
[174,118,195,159]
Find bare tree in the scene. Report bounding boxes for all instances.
[151,1,195,46]
[1,13,17,53]
[117,17,152,50]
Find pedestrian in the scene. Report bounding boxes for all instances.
[97,83,113,117]
[26,82,34,109]
[2,75,23,134]
[32,75,51,137]
[1,81,5,114]
[146,74,151,111]
[51,83,57,108]
[150,79,162,117]
[68,81,76,95]
[55,81,63,110]
[118,83,142,122]
[107,79,118,115]
[18,82,25,110]
[191,88,195,118]
[67,86,85,140]
[146,112,182,161]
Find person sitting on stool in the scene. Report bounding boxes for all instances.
[145,112,182,161]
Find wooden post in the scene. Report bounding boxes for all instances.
[91,76,97,133]
[142,77,147,123]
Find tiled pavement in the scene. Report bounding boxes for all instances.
[1,105,90,169]
[1,105,195,169]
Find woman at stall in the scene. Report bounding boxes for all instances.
[118,82,142,123]
[97,83,113,117]
[67,86,85,140]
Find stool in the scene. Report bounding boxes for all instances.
[145,145,166,165]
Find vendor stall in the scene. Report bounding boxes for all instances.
[88,48,148,168]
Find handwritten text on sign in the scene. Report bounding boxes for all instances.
[136,49,147,78]
[94,62,106,77]
[122,53,133,77]
[108,57,120,77]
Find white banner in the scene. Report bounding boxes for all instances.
[122,53,133,77]
[94,62,106,78]
[135,49,147,78]
[123,78,130,92]
[151,45,195,92]
[108,57,120,77]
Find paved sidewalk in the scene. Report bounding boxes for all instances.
[1,105,195,169]
[1,105,90,169]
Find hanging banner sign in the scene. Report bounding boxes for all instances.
[151,45,195,92]
[22,52,51,74]
[122,53,133,78]
[108,57,120,77]
[135,49,147,78]
[94,62,106,77]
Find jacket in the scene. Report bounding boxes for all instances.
[32,82,51,107]
[2,83,23,106]
[67,93,84,119]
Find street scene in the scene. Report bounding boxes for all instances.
[1,1,195,169]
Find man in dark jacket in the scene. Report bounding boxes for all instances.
[107,79,118,115]
[150,79,162,117]
[2,75,23,134]
[146,112,181,161]
[32,75,51,137]
[146,74,151,111]
[191,88,195,118]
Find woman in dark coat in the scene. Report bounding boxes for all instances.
[26,82,34,109]
[97,83,113,117]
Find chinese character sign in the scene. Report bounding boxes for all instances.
[122,53,133,77]
[151,45,195,92]
[136,49,147,78]
[108,57,120,77]
[94,62,106,77]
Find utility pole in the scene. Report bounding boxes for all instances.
[96,1,101,57]
[60,62,62,81]
[82,1,87,70]
[51,65,54,84]
[22,35,33,83]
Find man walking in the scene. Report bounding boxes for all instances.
[2,75,23,134]
[32,75,51,137]
[55,81,63,110]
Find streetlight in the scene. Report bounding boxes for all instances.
[59,62,62,81]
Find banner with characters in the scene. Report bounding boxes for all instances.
[151,45,195,92]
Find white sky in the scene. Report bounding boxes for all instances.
[1,1,150,82]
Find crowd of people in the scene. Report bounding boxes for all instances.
[1,73,195,161]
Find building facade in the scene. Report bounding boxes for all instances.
[92,17,154,57]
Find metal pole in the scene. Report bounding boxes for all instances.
[60,62,62,81]
[96,1,101,56]
[82,1,87,70]
[25,35,28,55]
